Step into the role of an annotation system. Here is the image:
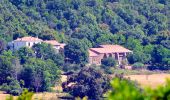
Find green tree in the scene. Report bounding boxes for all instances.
[0,51,14,84]
[20,58,60,92]
[64,38,89,65]
[32,43,64,66]
[17,47,34,64]
[108,78,143,100]
[62,67,110,100]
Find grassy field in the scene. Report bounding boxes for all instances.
[3,92,67,100]
[1,73,170,99]
[125,74,170,88]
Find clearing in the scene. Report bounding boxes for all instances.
[125,73,170,88]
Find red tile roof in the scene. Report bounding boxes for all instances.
[44,40,66,49]
[89,50,99,57]
[44,40,60,45]
[89,45,132,54]
[14,36,43,42]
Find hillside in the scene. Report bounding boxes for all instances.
[0,0,170,66]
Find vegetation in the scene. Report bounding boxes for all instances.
[0,0,170,99]
[102,57,117,67]
[108,78,170,100]
[62,67,110,100]
[6,89,34,100]
[0,43,62,94]
[132,62,145,70]
[0,0,169,68]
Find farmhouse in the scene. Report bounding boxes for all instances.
[8,36,43,50]
[8,36,65,53]
[89,45,132,65]
[44,40,66,53]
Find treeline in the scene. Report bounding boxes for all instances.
[0,43,63,95]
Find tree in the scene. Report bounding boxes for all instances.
[17,47,34,64]
[11,58,22,80]
[32,71,42,93]
[32,43,64,66]
[108,78,143,100]
[20,58,60,92]
[62,67,110,100]
[127,51,151,64]
[0,39,5,53]
[0,51,14,84]
[64,38,89,65]
[1,78,22,96]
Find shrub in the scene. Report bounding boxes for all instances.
[101,57,117,67]
[132,62,145,70]
[101,65,114,74]
[1,79,22,96]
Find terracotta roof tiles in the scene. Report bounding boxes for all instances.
[14,36,43,42]
[89,45,132,55]
[89,50,99,57]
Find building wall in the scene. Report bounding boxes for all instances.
[89,52,128,65]
[13,41,27,50]
[89,56,101,65]
[9,41,41,50]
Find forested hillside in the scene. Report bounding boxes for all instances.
[0,0,170,66]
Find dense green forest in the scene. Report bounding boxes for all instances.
[0,0,170,99]
[0,0,170,67]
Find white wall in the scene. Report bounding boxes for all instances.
[10,41,41,50]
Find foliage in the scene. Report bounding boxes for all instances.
[108,78,143,100]
[62,63,82,73]
[0,39,6,53]
[0,0,169,67]
[132,62,145,70]
[1,78,22,96]
[101,57,117,67]
[108,78,170,100]
[17,47,34,64]
[17,89,34,100]
[6,89,34,100]
[0,51,14,84]
[20,58,60,92]
[62,67,110,100]
[64,38,89,65]
[33,43,64,66]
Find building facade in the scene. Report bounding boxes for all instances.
[8,37,65,52]
[44,40,66,53]
[8,36,43,50]
[89,45,132,65]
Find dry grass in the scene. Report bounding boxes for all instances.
[0,75,68,100]
[125,73,170,88]
[1,92,68,100]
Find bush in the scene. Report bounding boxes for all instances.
[17,89,34,100]
[6,89,34,100]
[108,78,170,100]
[1,79,22,96]
[132,62,145,70]
[101,65,114,74]
[62,63,82,72]
[101,57,117,67]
